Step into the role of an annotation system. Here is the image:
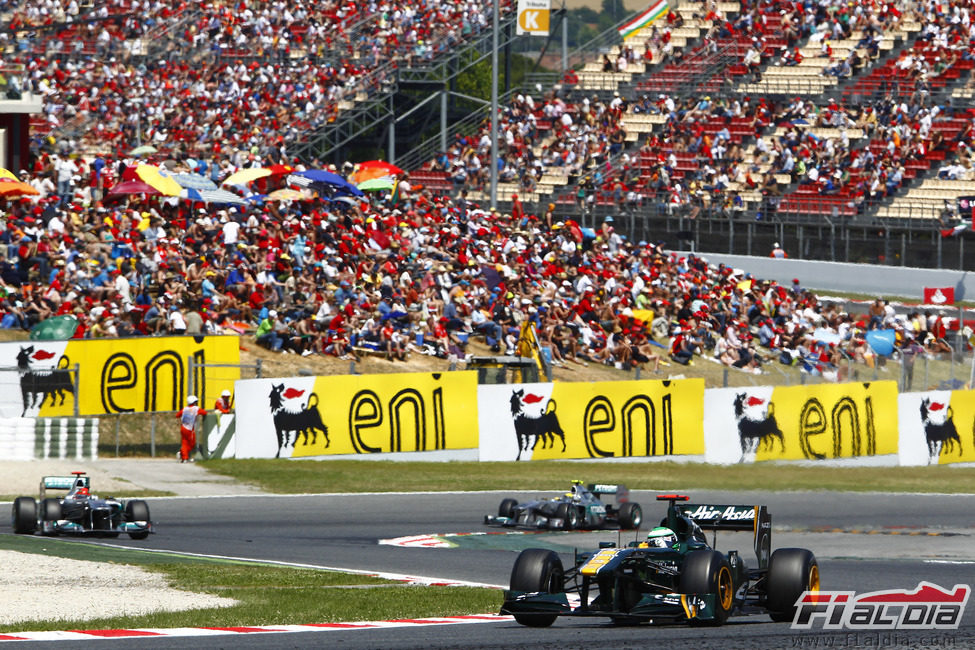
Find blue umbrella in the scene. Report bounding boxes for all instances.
[174,173,218,191]
[290,170,364,197]
[865,329,896,357]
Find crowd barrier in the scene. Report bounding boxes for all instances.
[0,336,239,417]
[0,417,99,460]
[228,372,975,466]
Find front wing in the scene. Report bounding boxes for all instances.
[40,519,153,536]
[483,514,569,530]
[501,589,724,623]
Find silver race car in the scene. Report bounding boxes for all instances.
[485,481,643,531]
[11,471,153,539]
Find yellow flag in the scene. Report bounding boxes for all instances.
[516,320,546,375]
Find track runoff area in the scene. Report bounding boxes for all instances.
[3,489,974,645]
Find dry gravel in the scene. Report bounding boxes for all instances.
[0,550,236,626]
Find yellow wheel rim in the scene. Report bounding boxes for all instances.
[808,564,820,592]
[717,566,733,611]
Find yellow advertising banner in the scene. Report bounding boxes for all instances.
[2,336,240,417]
[899,390,975,465]
[753,382,899,462]
[233,371,480,458]
[477,379,705,461]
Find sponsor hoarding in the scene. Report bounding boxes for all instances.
[478,378,705,461]
[899,390,975,465]
[704,382,899,464]
[0,337,239,417]
[234,371,479,458]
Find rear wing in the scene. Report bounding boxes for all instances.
[587,483,630,503]
[658,495,771,570]
[40,474,89,499]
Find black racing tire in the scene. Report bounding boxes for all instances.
[679,550,734,626]
[618,502,643,530]
[555,503,579,530]
[40,498,62,521]
[11,497,36,534]
[767,548,819,622]
[125,500,151,540]
[509,548,564,628]
[498,498,518,519]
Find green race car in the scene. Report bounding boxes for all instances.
[501,494,819,627]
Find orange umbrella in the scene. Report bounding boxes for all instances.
[358,160,403,175]
[0,178,39,197]
[350,167,393,185]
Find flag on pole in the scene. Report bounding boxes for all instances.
[923,287,955,305]
[940,223,967,238]
[618,0,670,40]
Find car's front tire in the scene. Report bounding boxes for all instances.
[11,497,36,534]
[498,498,518,519]
[680,550,734,626]
[509,548,564,627]
[125,500,151,540]
[767,548,819,622]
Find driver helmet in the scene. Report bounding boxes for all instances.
[646,526,677,548]
[75,486,89,497]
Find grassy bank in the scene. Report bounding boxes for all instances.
[203,459,975,494]
[0,536,499,633]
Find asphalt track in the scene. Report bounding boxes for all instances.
[5,489,975,649]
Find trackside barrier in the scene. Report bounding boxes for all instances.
[0,417,99,460]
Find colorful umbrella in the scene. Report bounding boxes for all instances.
[267,188,314,201]
[0,168,20,181]
[135,165,183,196]
[0,178,39,196]
[357,177,395,192]
[30,315,79,341]
[180,188,247,205]
[223,165,294,187]
[174,173,218,191]
[358,160,403,174]
[289,170,364,197]
[128,144,158,157]
[350,166,395,185]
[106,179,162,197]
[223,168,271,186]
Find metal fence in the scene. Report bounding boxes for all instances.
[102,358,262,458]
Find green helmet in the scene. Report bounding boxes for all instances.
[646,526,677,548]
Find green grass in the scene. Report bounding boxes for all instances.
[0,536,499,633]
[202,458,975,494]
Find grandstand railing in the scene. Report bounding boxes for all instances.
[288,62,398,163]
[397,11,519,83]
[393,87,522,173]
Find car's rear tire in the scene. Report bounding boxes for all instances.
[618,502,643,530]
[125,500,151,540]
[767,548,819,622]
[680,550,734,626]
[510,548,564,627]
[498,498,518,519]
[11,497,36,534]
[555,503,579,530]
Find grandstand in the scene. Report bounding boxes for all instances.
[8,0,975,269]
